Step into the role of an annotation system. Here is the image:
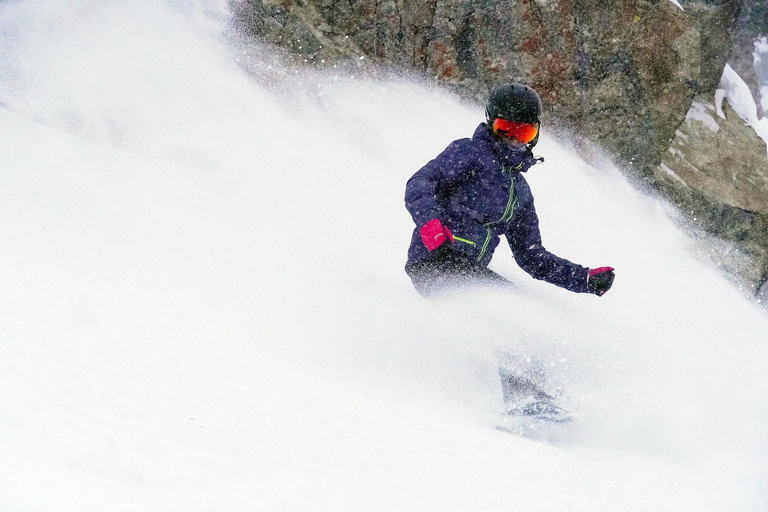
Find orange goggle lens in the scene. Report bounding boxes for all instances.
[492,118,539,144]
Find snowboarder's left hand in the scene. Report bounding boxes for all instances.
[587,267,615,296]
[419,219,454,252]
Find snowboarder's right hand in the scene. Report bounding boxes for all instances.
[420,219,454,252]
[587,267,615,296]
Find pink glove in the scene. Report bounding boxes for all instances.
[420,219,454,252]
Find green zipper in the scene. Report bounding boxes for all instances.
[475,168,518,263]
[477,226,493,262]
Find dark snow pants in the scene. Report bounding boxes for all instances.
[404,246,513,297]
[405,248,555,412]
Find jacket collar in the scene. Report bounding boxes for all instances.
[473,123,529,171]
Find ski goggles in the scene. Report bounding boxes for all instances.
[492,118,539,144]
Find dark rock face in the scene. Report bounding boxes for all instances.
[234,0,768,292]
[236,0,738,176]
[655,97,768,286]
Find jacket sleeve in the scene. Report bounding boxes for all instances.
[506,196,590,293]
[404,141,477,227]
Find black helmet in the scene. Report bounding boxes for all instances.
[485,83,542,125]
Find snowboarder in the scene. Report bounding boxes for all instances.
[403,83,615,424]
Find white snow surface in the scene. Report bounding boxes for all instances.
[1,1,768,510]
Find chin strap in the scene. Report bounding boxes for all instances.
[522,147,544,170]
[522,129,544,166]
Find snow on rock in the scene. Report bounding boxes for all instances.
[755,37,768,113]
[717,65,760,124]
[686,101,720,132]
[716,64,768,153]
[659,163,687,185]
[668,0,684,12]
[757,37,768,55]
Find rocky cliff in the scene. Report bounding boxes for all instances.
[234,0,768,293]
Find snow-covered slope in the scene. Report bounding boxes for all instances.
[1,1,767,510]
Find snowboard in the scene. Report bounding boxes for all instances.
[496,401,573,442]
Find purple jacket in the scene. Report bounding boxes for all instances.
[405,123,590,293]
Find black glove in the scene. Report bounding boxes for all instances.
[587,267,615,297]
